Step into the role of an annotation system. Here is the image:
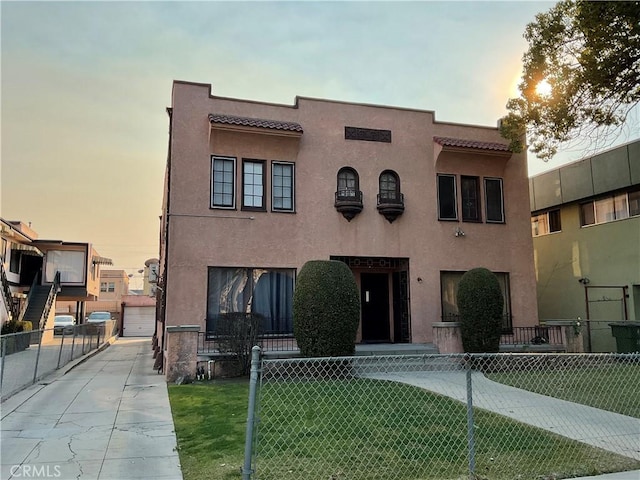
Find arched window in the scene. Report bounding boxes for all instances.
[377,170,404,223]
[337,167,359,198]
[379,170,400,201]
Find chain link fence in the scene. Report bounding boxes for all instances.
[0,320,118,401]
[244,351,640,480]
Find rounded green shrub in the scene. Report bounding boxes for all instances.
[293,260,360,357]
[457,267,504,353]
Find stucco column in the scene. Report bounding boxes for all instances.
[165,325,200,382]
[432,322,464,354]
[544,320,584,353]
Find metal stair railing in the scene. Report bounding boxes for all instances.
[0,258,18,321]
[39,271,61,330]
[18,273,39,323]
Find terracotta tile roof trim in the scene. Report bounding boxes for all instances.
[209,113,303,132]
[434,136,510,152]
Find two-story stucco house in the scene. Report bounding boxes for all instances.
[158,80,539,373]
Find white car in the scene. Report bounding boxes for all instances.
[86,311,112,323]
[54,315,76,334]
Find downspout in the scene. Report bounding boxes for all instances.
[159,105,174,370]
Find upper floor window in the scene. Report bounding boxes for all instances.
[461,176,481,222]
[485,178,505,223]
[531,209,561,236]
[581,189,640,226]
[272,162,295,212]
[337,167,360,199]
[437,174,458,220]
[438,174,505,224]
[211,156,236,209]
[379,170,401,201]
[242,159,265,211]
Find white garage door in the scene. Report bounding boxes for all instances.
[123,306,155,337]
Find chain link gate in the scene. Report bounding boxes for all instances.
[243,349,640,480]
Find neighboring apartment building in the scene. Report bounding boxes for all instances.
[530,140,640,352]
[158,80,539,363]
[58,269,129,321]
[1,218,111,328]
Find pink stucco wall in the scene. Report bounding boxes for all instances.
[161,81,538,344]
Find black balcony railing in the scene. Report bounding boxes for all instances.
[376,193,404,206]
[198,332,298,354]
[376,193,405,223]
[334,190,364,221]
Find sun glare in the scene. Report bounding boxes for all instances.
[535,79,552,97]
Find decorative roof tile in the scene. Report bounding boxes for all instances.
[434,136,510,152]
[209,113,303,133]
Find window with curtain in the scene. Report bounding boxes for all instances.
[207,267,295,334]
[440,270,512,331]
[45,250,86,284]
[580,189,640,226]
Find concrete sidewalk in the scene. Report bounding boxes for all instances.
[365,370,640,478]
[1,337,183,480]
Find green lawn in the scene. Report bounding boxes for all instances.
[486,363,640,418]
[168,378,640,480]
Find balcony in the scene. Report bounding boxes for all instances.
[335,190,363,221]
[377,193,405,223]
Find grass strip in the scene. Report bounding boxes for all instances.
[169,377,640,480]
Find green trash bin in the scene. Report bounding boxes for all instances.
[608,322,640,353]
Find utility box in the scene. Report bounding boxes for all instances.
[608,322,640,353]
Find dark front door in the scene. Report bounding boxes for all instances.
[361,273,390,342]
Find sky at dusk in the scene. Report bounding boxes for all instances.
[2,1,638,277]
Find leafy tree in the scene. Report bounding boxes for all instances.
[293,260,360,357]
[457,268,504,353]
[501,0,640,160]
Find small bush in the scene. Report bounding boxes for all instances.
[214,312,263,376]
[1,320,25,335]
[457,267,504,353]
[293,260,360,357]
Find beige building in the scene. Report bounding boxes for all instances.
[57,269,129,321]
[158,81,539,367]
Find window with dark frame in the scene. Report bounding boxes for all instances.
[242,159,266,211]
[437,174,457,220]
[272,162,294,212]
[531,209,561,236]
[485,177,505,223]
[206,267,295,334]
[379,170,400,201]
[9,248,20,274]
[461,176,481,222]
[211,156,236,208]
[580,189,640,226]
[337,167,359,198]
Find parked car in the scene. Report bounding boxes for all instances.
[54,315,76,335]
[86,311,113,323]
